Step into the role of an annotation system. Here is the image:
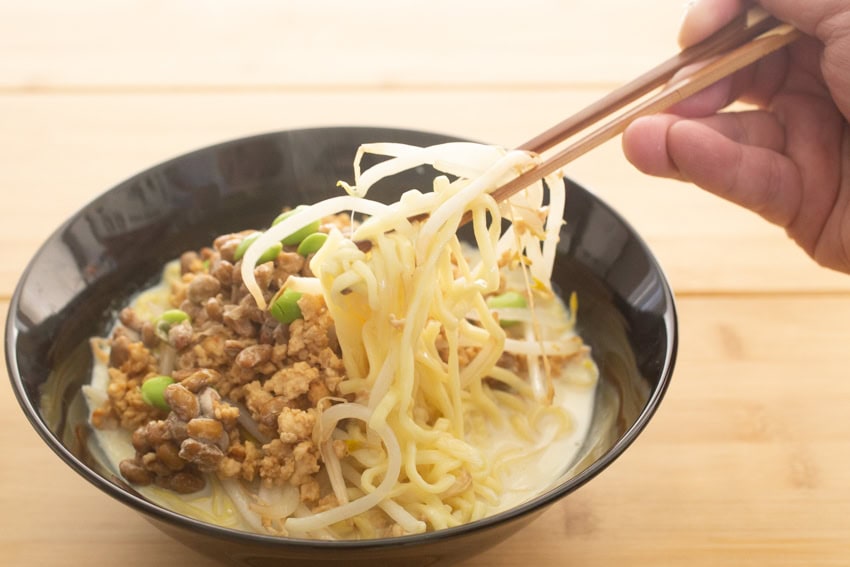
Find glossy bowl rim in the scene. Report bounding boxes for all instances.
[5,126,677,550]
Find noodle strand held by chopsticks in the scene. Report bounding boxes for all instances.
[230,141,588,537]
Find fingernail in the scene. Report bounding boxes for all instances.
[679,0,703,47]
[682,0,699,23]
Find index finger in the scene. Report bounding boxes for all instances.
[679,0,749,47]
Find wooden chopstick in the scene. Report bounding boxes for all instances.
[490,8,801,206]
[518,6,781,154]
[355,8,799,252]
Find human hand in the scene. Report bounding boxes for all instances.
[622,0,850,273]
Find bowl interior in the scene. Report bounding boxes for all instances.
[6,126,676,560]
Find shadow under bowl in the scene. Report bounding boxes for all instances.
[6,126,676,567]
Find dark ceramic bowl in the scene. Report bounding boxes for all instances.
[6,127,676,567]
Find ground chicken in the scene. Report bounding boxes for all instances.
[277,407,315,444]
[264,362,319,401]
[94,217,350,502]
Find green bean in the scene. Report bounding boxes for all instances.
[141,375,175,411]
[234,233,282,264]
[487,291,528,327]
[273,206,320,246]
[296,232,328,257]
[270,289,303,324]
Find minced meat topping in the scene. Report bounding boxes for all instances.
[92,217,350,507]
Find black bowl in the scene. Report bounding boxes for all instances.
[6,127,676,567]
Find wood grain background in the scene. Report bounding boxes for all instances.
[2,1,848,565]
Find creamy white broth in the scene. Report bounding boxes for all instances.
[84,264,598,533]
[85,363,597,531]
[489,379,597,513]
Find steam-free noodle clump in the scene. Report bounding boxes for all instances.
[84,141,599,539]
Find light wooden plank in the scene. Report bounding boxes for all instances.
[2,92,847,298]
[3,296,850,566]
[0,0,684,88]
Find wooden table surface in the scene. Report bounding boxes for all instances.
[3,1,849,565]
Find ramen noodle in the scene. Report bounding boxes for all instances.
[84,141,598,539]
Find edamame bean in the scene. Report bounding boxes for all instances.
[273,206,320,246]
[159,309,190,326]
[141,375,175,411]
[296,232,328,256]
[233,233,260,261]
[270,289,303,324]
[487,291,528,327]
[155,309,190,340]
[234,233,282,264]
[257,242,282,264]
[486,291,527,309]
